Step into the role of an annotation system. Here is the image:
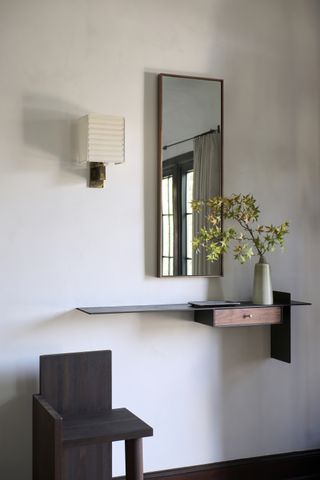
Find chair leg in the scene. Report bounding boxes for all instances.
[125,438,143,480]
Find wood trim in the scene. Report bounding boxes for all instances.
[114,449,320,480]
[157,73,164,277]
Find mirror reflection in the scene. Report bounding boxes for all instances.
[158,74,223,277]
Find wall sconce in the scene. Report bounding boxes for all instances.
[77,113,125,188]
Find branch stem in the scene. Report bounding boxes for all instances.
[237,219,263,256]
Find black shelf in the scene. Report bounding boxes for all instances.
[77,292,311,364]
[77,300,310,315]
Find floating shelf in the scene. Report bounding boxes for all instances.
[77,291,311,364]
[78,300,309,315]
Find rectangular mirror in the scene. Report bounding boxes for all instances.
[158,73,223,277]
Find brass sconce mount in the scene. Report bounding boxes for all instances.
[89,162,106,188]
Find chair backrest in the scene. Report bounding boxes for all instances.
[40,350,112,416]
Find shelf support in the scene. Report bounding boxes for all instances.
[271,291,291,363]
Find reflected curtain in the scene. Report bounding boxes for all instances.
[192,132,221,275]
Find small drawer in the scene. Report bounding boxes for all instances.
[213,307,282,327]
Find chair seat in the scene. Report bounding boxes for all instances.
[63,408,153,447]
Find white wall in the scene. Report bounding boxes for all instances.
[0,0,320,478]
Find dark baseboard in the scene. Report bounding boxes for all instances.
[115,449,320,480]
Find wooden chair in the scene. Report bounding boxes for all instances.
[33,350,153,480]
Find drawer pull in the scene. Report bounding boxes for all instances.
[243,314,253,319]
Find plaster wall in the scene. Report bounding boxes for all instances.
[0,0,319,477]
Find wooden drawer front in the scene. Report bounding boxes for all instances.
[214,307,282,327]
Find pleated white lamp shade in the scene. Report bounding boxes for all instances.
[77,113,125,165]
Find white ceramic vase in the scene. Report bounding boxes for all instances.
[252,256,273,305]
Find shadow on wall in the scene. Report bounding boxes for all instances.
[0,373,37,479]
[133,306,270,467]
[0,309,106,479]
[218,325,270,459]
[22,93,87,184]
[207,277,224,300]
[141,61,275,465]
[0,311,69,479]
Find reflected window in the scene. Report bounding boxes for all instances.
[185,170,194,275]
[161,152,193,276]
[161,175,174,276]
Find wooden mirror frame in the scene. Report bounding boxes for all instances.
[157,73,224,278]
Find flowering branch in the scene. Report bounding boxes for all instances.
[192,194,289,264]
